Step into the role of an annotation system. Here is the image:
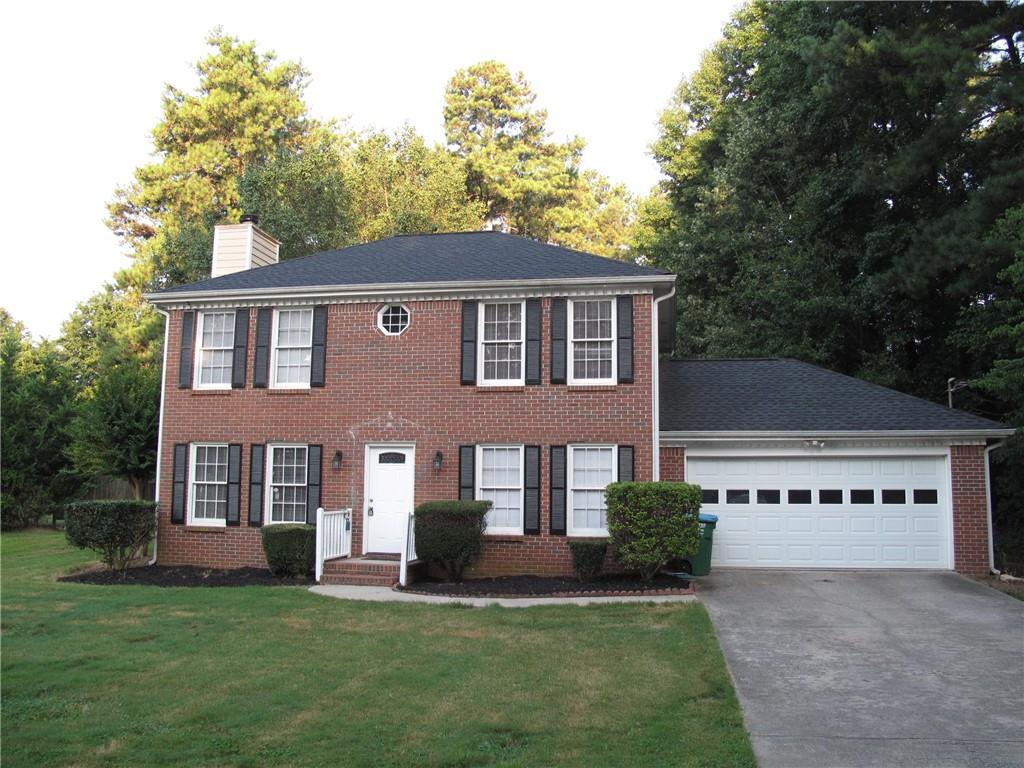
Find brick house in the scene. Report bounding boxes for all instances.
[145,220,1012,583]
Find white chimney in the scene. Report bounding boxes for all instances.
[211,215,280,278]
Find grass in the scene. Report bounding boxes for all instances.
[1,530,754,768]
[973,575,1024,601]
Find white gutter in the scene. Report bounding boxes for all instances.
[985,439,1008,574]
[660,428,1015,442]
[143,274,677,306]
[651,283,676,480]
[149,308,170,566]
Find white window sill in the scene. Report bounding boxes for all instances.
[186,520,227,529]
[485,527,525,536]
[264,518,309,526]
[478,379,526,388]
[567,379,616,387]
[270,383,311,391]
[568,530,609,538]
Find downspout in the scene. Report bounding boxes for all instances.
[149,308,171,566]
[651,284,677,481]
[984,439,1007,575]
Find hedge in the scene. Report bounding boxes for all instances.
[606,482,701,582]
[413,500,490,582]
[261,525,316,577]
[64,500,157,573]
[568,540,607,582]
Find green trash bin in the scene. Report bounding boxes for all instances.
[677,513,718,577]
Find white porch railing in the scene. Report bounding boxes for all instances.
[398,511,418,587]
[315,507,352,582]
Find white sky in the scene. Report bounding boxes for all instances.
[0,0,736,339]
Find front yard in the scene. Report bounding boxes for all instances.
[1,530,754,767]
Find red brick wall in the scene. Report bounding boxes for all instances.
[660,447,685,482]
[951,444,990,575]
[157,295,654,575]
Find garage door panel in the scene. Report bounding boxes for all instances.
[690,455,950,569]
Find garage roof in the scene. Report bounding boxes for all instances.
[660,358,1010,434]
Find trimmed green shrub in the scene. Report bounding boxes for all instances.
[414,500,490,582]
[568,540,607,582]
[606,482,701,582]
[64,500,157,573]
[261,524,316,577]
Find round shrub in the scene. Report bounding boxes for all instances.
[568,540,608,582]
[414,500,490,582]
[64,500,157,573]
[606,482,701,582]
[261,524,316,577]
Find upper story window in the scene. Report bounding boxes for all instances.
[378,304,410,335]
[569,299,615,384]
[189,443,228,526]
[272,309,313,388]
[195,311,235,388]
[476,445,524,534]
[266,444,308,524]
[478,301,525,385]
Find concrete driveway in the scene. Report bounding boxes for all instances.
[700,571,1024,768]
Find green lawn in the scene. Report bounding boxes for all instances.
[1,530,754,768]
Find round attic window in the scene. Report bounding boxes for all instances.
[377,304,410,335]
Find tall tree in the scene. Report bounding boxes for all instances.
[108,29,314,288]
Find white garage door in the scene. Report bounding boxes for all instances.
[688,455,951,569]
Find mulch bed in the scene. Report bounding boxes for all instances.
[59,564,310,588]
[399,574,693,598]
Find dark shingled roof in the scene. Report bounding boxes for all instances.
[157,231,669,294]
[660,358,1009,433]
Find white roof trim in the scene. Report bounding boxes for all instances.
[144,274,676,307]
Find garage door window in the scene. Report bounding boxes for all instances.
[702,489,719,505]
[819,489,843,504]
[882,489,906,504]
[788,489,812,504]
[914,489,938,504]
[726,489,749,504]
[756,489,781,504]
[850,489,875,504]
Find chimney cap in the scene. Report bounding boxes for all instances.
[240,213,259,225]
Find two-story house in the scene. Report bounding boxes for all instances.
[145,219,1011,584]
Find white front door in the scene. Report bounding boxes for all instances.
[364,444,415,554]
[689,454,952,569]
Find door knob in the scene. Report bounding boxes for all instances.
[368,507,374,516]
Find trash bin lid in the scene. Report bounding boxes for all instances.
[698,513,719,523]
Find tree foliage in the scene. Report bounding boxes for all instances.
[1,310,81,528]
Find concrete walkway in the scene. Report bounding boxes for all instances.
[701,570,1024,768]
[309,584,696,607]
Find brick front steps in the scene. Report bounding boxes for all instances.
[321,557,400,587]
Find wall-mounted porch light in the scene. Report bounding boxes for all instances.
[332,450,343,470]
[433,450,444,473]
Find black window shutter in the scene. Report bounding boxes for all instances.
[253,308,273,388]
[461,301,477,385]
[550,298,567,384]
[248,444,265,526]
[226,444,242,525]
[310,306,328,387]
[525,299,542,384]
[549,446,566,535]
[231,309,249,388]
[617,295,634,384]
[171,443,187,524]
[459,445,475,500]
[618,446,634,483]
[178,311,196,389]
[306,445,322,523]
[524,445,540,534]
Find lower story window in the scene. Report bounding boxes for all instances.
[268,445,308,523]
[569,445,616,535]
[478,445,523,534]
[190,444,228,525]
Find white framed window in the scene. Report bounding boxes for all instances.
[476,445,524,534]
[194,311,235,388]
[377,304,410,336]
[271,308,313,388]
[568,445,617,536]
[189,443,229,526]
[568,298,616,385]
[266,444,308,524]
[478,301,525,385]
